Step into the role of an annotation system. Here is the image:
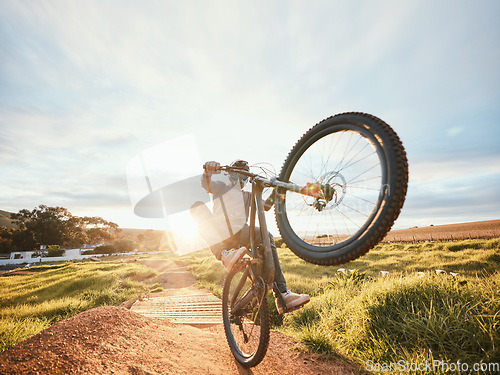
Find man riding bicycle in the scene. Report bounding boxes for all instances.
[190,159,310,314]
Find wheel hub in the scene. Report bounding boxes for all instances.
[313,171,346,212]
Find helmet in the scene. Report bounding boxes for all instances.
[229,159,250,187]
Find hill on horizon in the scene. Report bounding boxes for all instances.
[0,210,15,229]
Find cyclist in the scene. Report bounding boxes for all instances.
[190,159,310,314]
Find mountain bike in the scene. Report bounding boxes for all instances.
[220,112,409,367]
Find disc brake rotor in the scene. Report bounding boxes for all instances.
[312,172,346,212]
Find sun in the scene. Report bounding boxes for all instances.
[169,211,199,240]
[167,211,210,255]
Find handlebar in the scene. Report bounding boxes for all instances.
[213,165,322,199]
[219,165,256,178]
[203,164,258,178]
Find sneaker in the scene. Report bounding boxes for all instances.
[221,246,247,272]
[276,290,310,314]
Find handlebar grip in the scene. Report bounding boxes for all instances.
[203,162,223,173]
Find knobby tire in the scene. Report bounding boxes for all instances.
[275,112,409,265]
[222,265,270,368]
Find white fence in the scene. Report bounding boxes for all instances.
[0,253,105,266]
[0,250,165,267]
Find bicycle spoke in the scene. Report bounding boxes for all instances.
[346,164,380,185]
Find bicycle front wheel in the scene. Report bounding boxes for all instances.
[275,112,408,265]
[222,263,270,368]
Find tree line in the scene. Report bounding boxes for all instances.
[0,205,175,255]
[0,205,121,252]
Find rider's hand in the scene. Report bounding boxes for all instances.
[204,161,221,175]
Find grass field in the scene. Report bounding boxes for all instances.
[182,238,500,374]
[0,261,161,352]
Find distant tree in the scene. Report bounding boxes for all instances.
[32,245,65,257]
[114,238,136,253]
[143,229,162,251]
[10,227,37,251]
[11,205,73,248]
[82,216,120,244]
[140,229,175,251]
[0,226,13,252]
[46,245,65,257]
[136,233,145,250]
[93,245,118,255]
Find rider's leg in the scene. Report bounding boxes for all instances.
[191,202,247,271]
[267,232,288,294]
[238,225,287,294]
[190,201,226,260]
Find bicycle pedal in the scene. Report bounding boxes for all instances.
[277,303,306,315]
[232,261,247,271]
[285,304,305,313]
[249,258,263,265]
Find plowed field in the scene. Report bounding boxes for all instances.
[383,219,500,242]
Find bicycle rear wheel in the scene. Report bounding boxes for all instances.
[222,262,270,368]
[275,112,408,265]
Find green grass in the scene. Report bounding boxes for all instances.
[0,261,160,352]
[337,237,500,277]
[286,272,499,373]
[183,252,226,298]
[183,238,500,374]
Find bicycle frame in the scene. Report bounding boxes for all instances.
[219,163,336,318]
[220,166,318,303]
[248,179,275,287]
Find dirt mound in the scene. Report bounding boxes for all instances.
[0,306,360,375]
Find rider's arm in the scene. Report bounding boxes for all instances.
[201,161,223,194]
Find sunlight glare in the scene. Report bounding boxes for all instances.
[169,210,199,240]
[168,210,208,255]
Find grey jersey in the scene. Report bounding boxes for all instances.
[201,174,250,238]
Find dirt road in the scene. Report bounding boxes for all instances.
[0,259,361,374]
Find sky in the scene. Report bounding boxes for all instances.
[1,0,499,237]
